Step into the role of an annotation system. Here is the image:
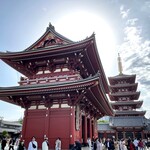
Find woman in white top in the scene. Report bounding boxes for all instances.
[28,136,38,150]
[42,137,49,150]
[97,138,103,150]
[55,138,61,150]
[87,137,92,150]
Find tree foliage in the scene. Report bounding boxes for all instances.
[2,130,9,138]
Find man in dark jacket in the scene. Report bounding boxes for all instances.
[2,138,7,150]
[9,138,15,150]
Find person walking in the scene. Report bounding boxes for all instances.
[138,139,144,150]
[42,137,49,150]
[55,137,61,150]
[18,140,25,150]
[87,137,92,150]
[96,138,103,150]
[28,136,38,150]
[133,138,139,150]
[1,138,7,150]
[9,138,15,150]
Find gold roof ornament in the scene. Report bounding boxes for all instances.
[118,53,123,75]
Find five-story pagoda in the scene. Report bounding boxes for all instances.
[108,54,146,139]
[0,23,113,149]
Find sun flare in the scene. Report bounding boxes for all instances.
[56,11,117,75]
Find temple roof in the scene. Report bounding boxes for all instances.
[97,123,114,131]
[26,22,73,50]
[0,73,113,117]
[0,24,109,93]
[109,116,147,127]
[2,120,22,126]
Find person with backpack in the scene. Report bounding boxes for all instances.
[42,137,49,150]
[28,136,38,150]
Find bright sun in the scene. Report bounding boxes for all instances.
[56,11,118,76]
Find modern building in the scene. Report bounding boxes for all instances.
[0,117,22,138]
[0,23,113,149]
[98,54,150,140]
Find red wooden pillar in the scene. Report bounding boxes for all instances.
[22,110,27,139]
[84,116,87,144]
[44,108,49,138]
[89,118,92,138]
[21,109,28,147]
[123,129,125,139]
[70,106,75,147]
[115,131,118,140]
[133,130,135,139]
[94,118,98,138]
[141,130,144,139]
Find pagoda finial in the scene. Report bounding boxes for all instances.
[46,22,55,31]
[118,53,123,75]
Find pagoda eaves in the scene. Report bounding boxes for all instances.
[114,110,146,116]
[108,74,136,85]
[111,100,143,109]
[109,91,140,101]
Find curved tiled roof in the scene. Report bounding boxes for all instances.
[97,123,114,131]
[0,73,113,116]
[109,116,147,127]
[114,110,146,116]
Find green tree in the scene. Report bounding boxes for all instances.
[2,130,9,138]
[18,117,23,124]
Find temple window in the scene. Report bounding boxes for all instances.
[122,89,125,92]
[44,70,51,74]
[119,107,122,111]
[61,104,70,108]
[36,70,43,75]
[128,107,132,110]
[54,68,61,72]
[119,98,122,101]
[29,106,36,110]
[122,97,126,101]
[51,104,59,108]
[123,106,128,110]
[38,105,46,109]
[62,67,69,71]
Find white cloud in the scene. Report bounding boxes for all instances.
[42,7,47,12]
[126,18,138,26]
[141,1,150,14]
[119,18,150,119]
[120,5,130,19]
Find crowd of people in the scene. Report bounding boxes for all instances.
[0,137,24,150]
[0,136,150,150]
[0,136,61,150]
[85,137,150,150]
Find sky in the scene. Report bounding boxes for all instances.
[0,0,150,120]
